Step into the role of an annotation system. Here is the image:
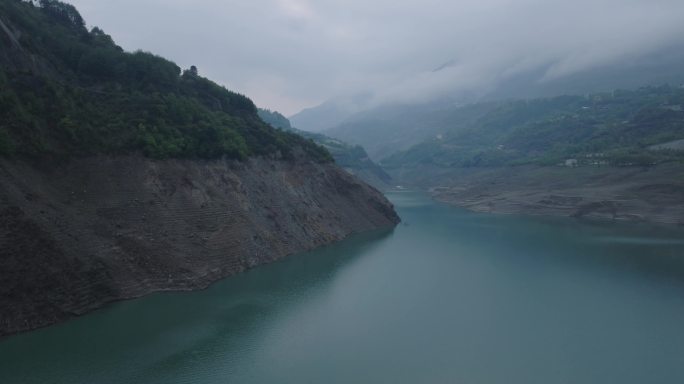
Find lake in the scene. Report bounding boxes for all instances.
[2,191,684,383]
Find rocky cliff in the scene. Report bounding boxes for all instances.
[0,155,399,337]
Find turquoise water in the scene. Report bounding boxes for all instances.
[2,191,684,383]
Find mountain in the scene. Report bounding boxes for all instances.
[0,0,399,337]
[378,86,684,226]
[383,86,684,171]
[289,94,371,133]
[323,101,487,161]
[0,1,333,162]
[302,45,684,160]
[258,108,393,189]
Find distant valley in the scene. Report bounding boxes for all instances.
[298,86,684,224]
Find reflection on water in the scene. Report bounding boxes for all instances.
[1,191,684,384]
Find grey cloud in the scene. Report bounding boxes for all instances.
[68,0,684,114]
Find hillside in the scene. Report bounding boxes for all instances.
[382,86,684,170]
[289,94,372,133]
[0,0,330,162]
[295,42,684,148]
[373,87,684,225]
[258,108,393,189]
[322,87,684,167]
[0,0,399,337]
[324,101,496,161]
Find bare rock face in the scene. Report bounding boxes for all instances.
[0,156,400,337]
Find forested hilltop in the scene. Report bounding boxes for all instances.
[0,0,331,161]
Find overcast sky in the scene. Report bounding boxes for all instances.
[68,0,684,115]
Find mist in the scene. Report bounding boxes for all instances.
[68,0,684,115]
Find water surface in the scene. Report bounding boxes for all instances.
[2,191,684,383]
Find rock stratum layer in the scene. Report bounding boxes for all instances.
[0,155,399,337]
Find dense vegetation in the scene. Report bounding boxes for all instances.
[382,85,684,168]
[0,0,331,162]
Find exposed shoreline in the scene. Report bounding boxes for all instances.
[411,164,684,226]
